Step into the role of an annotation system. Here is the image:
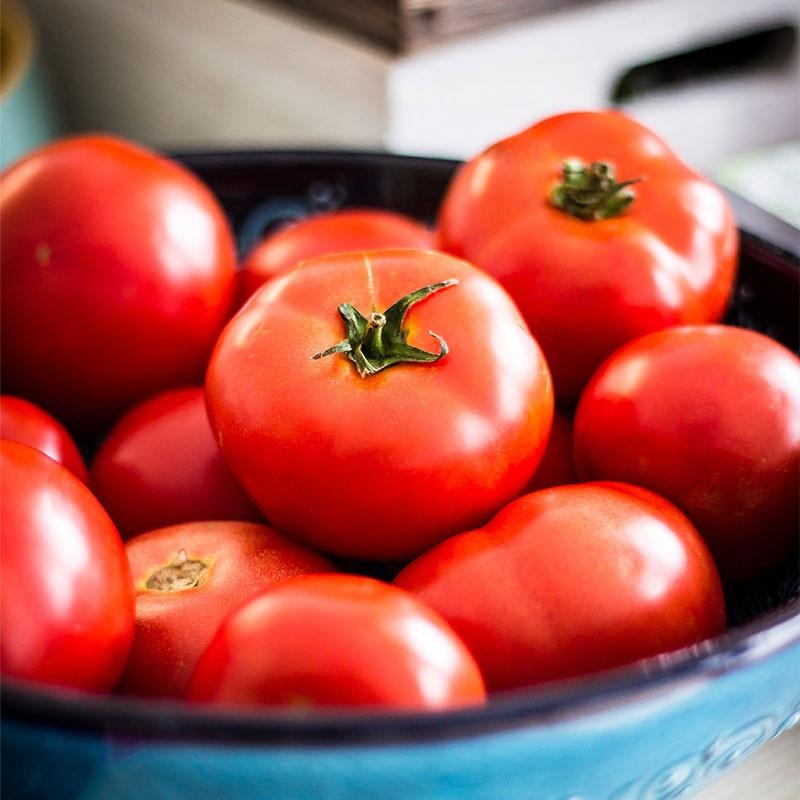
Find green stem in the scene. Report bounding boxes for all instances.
[549,159,642,221]
[312,279,458,377]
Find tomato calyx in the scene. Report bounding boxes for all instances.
[549,159,642,221]
[145,549,210,592]
[312,279,459,377]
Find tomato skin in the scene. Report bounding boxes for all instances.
[0,395,90,484]
[206,249,554,561]
[91,386,263,538]
[186,573,486,710]
[573,325,800,584]
[437,110,738,404]
[0,135,237,434]
[238,208,435,303]
[116,521,334,699]
[395,482,726,692]
[0,440,135,692]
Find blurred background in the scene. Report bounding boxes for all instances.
[1,0,799,224]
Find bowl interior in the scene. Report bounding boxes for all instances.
[2,149,798,742]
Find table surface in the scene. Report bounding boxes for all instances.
[694,724,799,800]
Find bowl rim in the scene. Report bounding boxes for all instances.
[3,148,798,747]
[3,597,798,745]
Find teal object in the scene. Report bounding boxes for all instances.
[3,602,798,800]
[2,151,798,800]
[0,0,65,169]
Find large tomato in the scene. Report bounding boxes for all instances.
[573,325,800,584]
[437,110,739,404]
[91,386,263,538]
[395,482,726,692]
[116,521,334,699]
[206,249,553,561]
[186,573,486,710]
[238,208,435,303]
[0,134,237,434]
[0,395,89,484]
[0,440,135,692]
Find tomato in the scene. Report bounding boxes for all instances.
[522,408,578,493]
[0,394,89,484]
[0,440,134,692]
[206,249,553,561]
[0,134,237,434]
[116,521,334,699]
[91,386,263,538]
[395,482,726,692]
[573,325,800,584]
[186,573,486,709]
[437,110,739,404]
[238,208,435,303]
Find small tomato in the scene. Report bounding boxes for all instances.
[117,520,334,699]
[437,110,738,404]
[395,482,726,692]
[238,208,435,303]
[573,324,800,583]
[0,440,134,692]
[186,573,486,710]
[91,386,263,538]
[0,394,89,484]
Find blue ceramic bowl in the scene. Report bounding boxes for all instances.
[2,150,798,800]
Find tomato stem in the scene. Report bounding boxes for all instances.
[312,279,458,377]
[145,549,210,592]
[549,159,642,220]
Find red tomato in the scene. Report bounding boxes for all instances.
[91,386,263,538]
[395,482,726,692]
[573,325,800,584]
[116,521,334,699]
[186,573,486,710]
[206,249,553,561]
[0,394,89,484]
[0,134,237,434]
[522,408,578,493]
[437,110,739,404]
[237,208,435,303]
[0,440,135,692]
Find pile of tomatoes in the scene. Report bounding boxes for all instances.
[1,111,798,712]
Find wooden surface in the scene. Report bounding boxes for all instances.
[695,725,799,800]
[264,0,586,52]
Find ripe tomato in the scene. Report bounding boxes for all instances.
[238,208,435,303]
[116,521,334,699]
[0,134,237,434]
[186,573,486,710]
[91,386,263,538]
[573,325,800,584]
[206,249,553,561]
[437,110,739,404]
[0,395,89,484]
[0,440,135,692]
[395,482,726,692]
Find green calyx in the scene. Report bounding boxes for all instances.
[549,159,642,221]
[312,279,459,377]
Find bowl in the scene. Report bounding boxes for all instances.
[2,149,798,800]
